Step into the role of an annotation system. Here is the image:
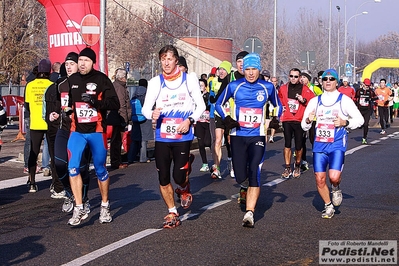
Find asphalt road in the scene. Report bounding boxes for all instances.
[0,120,398,266]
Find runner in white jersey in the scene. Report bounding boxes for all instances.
[301,69,364,219]
[142,45,205,228]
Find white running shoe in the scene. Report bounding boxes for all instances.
[242,211,254,228]
[331,186,343,207]
[200,164,209,172]
[62,195,74,213]
[99,205,112,224]
[68,207,88,226]
[322,204,335,219]
[51,190,66,199]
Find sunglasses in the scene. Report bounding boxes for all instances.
[322,77,336,82]
[289,75,299,78]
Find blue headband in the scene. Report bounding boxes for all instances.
[243,53,261,71]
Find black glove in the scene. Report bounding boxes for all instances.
[81,93,98,107]
[223,115,240,131]
[209,95,216,104]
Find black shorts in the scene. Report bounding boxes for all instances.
[214,115,226,130]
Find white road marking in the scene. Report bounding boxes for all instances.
[61,229,161,266]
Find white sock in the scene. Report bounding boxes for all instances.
[168,206,178,214]
[101,201,109,207]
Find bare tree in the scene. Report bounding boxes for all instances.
[0,0,47,84]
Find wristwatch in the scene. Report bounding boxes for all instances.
[188,117,195,125]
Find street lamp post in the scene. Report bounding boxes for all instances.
[336,6,340,75]
[328,0,332,68]
[353,0,381,82]
[273,0,277,77]
[344,12,367,79]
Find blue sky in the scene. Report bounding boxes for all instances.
[279,0,397,42]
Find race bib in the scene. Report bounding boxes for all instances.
[238,107,262,128]
[359,97,369,107]
[199,111,210,122]
[288,98,299,113]
[315,123,335,143]
[75,102,98,123]
[61,92,69,108]
[160,118,183,139]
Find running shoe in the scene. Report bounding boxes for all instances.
[99,205,112,224]
[300,161,309,172]
[281,167,292,179]
[321,204,335,219]
[43,168,51,176]
[83,198,91,214]
[176,183,192,209]
[230,168,235,178]
[269,136,274,143]
[331,186,343,207]
[380,130,386,135]
[68,207,88,226]
[238,187,247,204]
[200,164,209,172]
[62,195,74,213]
[362,138,368,144]
[51,190,66,199]
[28,184,38,193]
[180,192,193,209]
[211,165,222,179]
[242,211,254,228]
[292,165,301,178]
[163,212,181,228]
[23,167,29,175]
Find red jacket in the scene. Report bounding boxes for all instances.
[278,83,315,122]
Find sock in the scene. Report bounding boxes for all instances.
[168,206,178,215]
[325,202,332,207]
[246,210,254,214]
[76,204,83,210]
[101,201,109,207]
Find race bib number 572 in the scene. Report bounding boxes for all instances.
[75,102,98,123]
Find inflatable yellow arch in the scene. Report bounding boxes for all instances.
[362,58,399,80]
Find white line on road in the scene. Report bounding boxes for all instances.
[61,229,162,266]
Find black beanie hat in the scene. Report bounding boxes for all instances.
[38,59,51,73]
[59,62,67,77]
[236,51,249,61]
[79,47,96,63]
[65,52,78,63]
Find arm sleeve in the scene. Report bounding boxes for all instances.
[142,77,161,120]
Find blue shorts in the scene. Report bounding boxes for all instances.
[313,150,345,173]
[67,132,108,181]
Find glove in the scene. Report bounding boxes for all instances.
[209,96,216,104]
[223,115,240,131]
[81,93,98,107]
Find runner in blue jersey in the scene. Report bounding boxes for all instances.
[141,45,205,228]
[301,69,364,219]
[215,53,282,227]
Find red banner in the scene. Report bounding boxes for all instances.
[37,0,104,71]
[2,95,24,117]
